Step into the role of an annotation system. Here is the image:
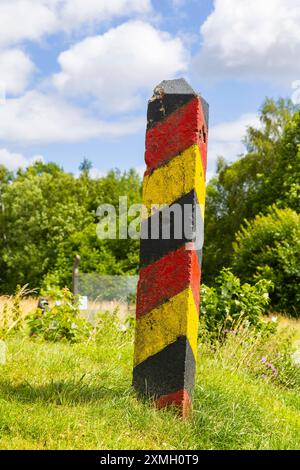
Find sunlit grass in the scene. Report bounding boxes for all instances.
[0,323,299,450]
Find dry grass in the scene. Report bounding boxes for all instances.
[276,315,300,335]
[0,287,37,340]
[86,300,134,320]
[0,296,37,316]
[0,294,135,337]
[273,315,300,351]
[0,295,299,449]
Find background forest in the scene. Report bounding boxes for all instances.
[0,98,299,317]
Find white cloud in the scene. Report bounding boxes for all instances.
[205,170,215,183]
[134,165,145,178]
[0,91,143,144]
[194,0,300,83]
[89,167,106,179]
[0,148,44,171]
[0,49,35,94]
[53,21,188,112]
[0,1,56,49]
[208,113,260,168]
[0,0,152,48]
[0,0,54,96]
[74,167,107,179]
[59,0,152,31]
[0,0,153,99]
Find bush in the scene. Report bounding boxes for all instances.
[200,268,273,340]
[232,206,300,317]
[28,288,92,343]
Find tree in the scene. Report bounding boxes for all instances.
[79,158,93,176]
[232,206,300,317]
[0,163,142,294]
[202,98,299,284]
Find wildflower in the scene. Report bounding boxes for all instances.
[270,365,278,376]
[264,361,278,376]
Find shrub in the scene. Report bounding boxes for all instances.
[232,206,300,317]
[200,268,273,340]
[28,288,92,343]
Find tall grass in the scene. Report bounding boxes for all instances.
[201,320,300,391]
[0,294,299,449]
[0,286,37,340]
[0,320,299,450]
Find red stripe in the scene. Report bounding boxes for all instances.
[136,244,200,319]
[155,389,192,419]
[145,97,208,175]
[189,245,202,310]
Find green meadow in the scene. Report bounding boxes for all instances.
[0,317,299,450]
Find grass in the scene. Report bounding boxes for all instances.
[0,289,37,340]
[0,317,299,450]
[277,314,300,347]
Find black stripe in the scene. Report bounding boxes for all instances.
[147,94,195,130]
[133,336,196,399]
[140,190,203,268]
[200,97,209,130]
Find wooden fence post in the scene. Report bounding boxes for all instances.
[72,254,80,297]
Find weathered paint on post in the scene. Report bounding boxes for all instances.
[133,79,209,418]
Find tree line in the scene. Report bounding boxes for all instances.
[0,98,299,316]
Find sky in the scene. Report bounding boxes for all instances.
[0,0,300,180]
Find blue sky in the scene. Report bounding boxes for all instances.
[0,0,299,179]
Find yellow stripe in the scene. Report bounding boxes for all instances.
[134,287,199,367]
[142,144,205,220]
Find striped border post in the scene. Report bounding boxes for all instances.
[133,79,209,418]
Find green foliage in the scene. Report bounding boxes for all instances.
[1,325,300,450]
[28,288,92,343]
[0,162,141,294]
[0,95,299,320]
[200,268,273,339]
[203,98,300,285]
[79,158,93,176]
[233,206,300,317]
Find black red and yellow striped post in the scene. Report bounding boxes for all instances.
[133,79,209,418]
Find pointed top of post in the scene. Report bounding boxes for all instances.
[147,78,209,130]
[153,78,197,97]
